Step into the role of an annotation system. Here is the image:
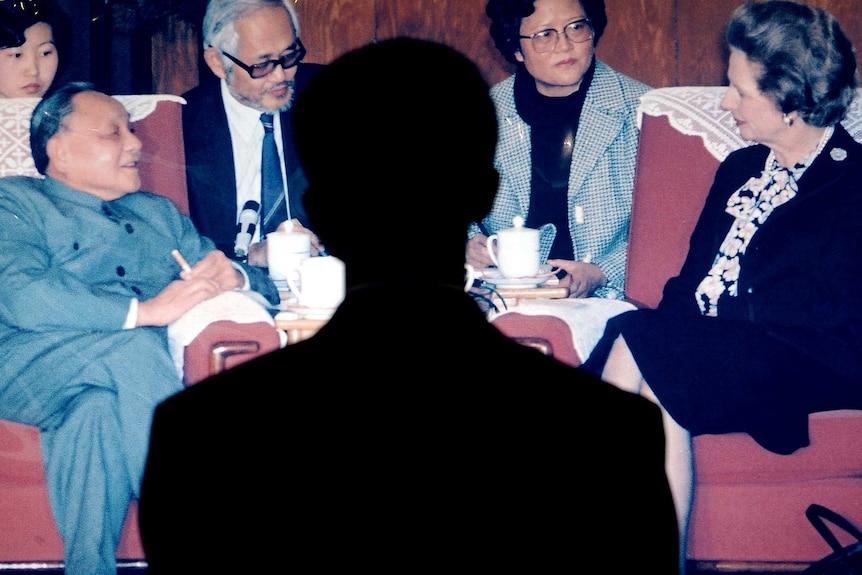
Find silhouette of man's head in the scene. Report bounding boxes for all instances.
[293,38,498,283]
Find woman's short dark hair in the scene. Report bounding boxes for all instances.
[30,81,97,174]
[486,0,607,64]
[0,0,68,50]
[726,0,858,127]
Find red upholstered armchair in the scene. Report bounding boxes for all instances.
[490,312,582,368]
[0,96,281,568]
[631,86,862,572]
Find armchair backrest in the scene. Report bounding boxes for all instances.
[0,94,188,214]
[626,86,862,309]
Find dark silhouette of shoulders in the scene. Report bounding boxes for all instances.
[140,38,678,574]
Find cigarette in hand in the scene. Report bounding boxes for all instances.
[171,249,192,273]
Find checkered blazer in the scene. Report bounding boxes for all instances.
[473,61,649,299]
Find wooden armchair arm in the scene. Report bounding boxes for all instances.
[182,320,282,385]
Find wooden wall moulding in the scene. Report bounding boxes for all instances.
[151,0,862,96]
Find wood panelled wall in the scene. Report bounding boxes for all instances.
[153,0,862,96]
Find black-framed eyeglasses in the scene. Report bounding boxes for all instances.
[221,39,306,79]
[519,19,593,53]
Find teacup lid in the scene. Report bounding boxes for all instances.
[499,215,535,235]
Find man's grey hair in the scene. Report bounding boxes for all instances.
[203,0,300,73]
[30,81,98,174]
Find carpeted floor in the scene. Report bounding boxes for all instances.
[687,562,809,575]
[19,561,812,575]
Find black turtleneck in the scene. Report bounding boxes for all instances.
[514,59,596,260]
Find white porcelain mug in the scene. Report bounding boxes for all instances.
[486,216,540,278]
[286,256,346,309]
[267,230,311,282]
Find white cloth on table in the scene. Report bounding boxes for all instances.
[167,290,285,380]
[490,297,636,362]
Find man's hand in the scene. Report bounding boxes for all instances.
[546,259,607,298]
[281,219,326,255]
[180,250,244,291]
[136,250,242,327]
[247,219,326,267]
[466,234,493,269]
[136,277,222,327]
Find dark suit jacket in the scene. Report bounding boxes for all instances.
[182,63,325,258]
[659,123,862,380]
[139,284,679,573]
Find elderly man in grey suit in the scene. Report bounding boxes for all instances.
[0,82,277,575]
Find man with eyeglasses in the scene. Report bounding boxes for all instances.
[183,0,325,267]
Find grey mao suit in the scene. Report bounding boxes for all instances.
[0,175,276,575]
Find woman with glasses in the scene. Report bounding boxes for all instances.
[0,0,67,98]
[468,0,649,300]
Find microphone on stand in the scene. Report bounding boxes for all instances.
[234,200,260,260]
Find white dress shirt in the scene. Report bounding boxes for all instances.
[220,80,289,243]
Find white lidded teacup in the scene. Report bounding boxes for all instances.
[286,255,346,309]
[267,225,311,282]
[486,216,540,279]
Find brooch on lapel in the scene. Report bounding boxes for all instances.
[830,148,848,161]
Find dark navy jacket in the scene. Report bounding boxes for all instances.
[182,62,325,258]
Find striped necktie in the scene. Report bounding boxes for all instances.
[260,113,287,236]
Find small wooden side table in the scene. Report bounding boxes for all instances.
[274,284,571,344]
[489,285,570,305]
[469,283,570,314]
[274,315,328,344]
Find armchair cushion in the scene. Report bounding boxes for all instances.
[490,298,635,367]
[490,312,583,367]
[0,420,143,563]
